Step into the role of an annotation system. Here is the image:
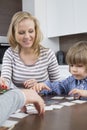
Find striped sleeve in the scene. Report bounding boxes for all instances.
[46,49,60,81]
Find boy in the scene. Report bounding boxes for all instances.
[33,41,87,99]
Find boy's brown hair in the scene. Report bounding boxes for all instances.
[66,41,87,70]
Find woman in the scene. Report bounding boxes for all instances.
[0,11,60,89]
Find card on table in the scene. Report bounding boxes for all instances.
[10,112,28,119]
[72,100,87,104]
[45,100,59,106]
[60,102,76,106]
[51,96,64,100]
[51,104,63,109]
[1,120,18,128]
[65,96,74,100]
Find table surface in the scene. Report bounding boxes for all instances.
[12,96,87,130]
[1,96,87,130]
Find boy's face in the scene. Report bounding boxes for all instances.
[69,64,87,80]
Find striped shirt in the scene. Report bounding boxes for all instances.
[1,46,60,88]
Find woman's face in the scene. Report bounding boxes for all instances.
[15,18,36,49]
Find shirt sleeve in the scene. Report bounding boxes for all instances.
[41,76,73,95]
[0,89,25,126]
[45,81,64,95]
[1,47,13,88]
[40,81,63,95]
[47,49,60,81]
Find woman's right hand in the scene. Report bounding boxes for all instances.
[0,77,8,90]
[0,77,5,87]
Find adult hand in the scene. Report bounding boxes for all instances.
[24,79,37,88]
[0,77,9,91]
[0,77,5,88]
[22,89,45,115]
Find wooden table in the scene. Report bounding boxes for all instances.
[11,96,87,130]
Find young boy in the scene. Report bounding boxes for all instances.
[33,41,87,99]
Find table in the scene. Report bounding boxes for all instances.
[11,96,87,130]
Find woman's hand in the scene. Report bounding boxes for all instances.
[24,79,37,88]
[32,83,51,93]
[0,77,5,87]
[0,77,9,93]
[69,88,87,99]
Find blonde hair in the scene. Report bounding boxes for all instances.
[7,11,43,55]
[66,41,87,70]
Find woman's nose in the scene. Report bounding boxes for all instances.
[24,32,29,38]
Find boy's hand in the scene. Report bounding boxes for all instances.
[69,89,87,99]
[32,83,51,93]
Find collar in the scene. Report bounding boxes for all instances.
[76,77,87,85]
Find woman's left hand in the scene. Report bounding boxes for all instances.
[24,79,37,88]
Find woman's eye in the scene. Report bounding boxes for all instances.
[18,32,25,35]
[29,30,34,33]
